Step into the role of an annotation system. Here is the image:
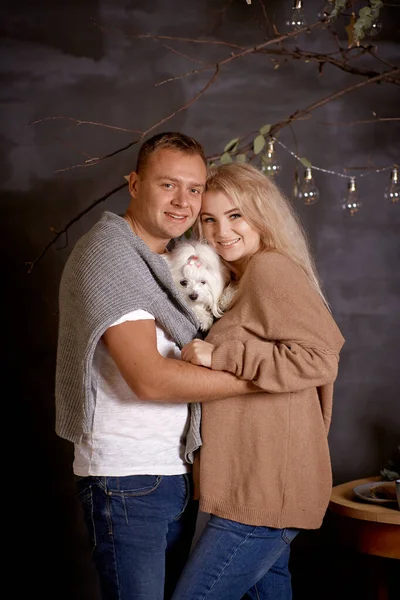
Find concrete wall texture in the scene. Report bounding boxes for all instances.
[1,1,399,598]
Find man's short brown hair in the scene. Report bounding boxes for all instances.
[136,132,207,174]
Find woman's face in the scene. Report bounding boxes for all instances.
[200,190,261,275]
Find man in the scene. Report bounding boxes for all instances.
[55,132,256,600]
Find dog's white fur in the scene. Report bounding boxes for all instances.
[164,241,233,331]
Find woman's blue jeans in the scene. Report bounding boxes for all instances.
[76,473,198,600]
[171,515,298,600]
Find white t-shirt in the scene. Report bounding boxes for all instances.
[73,310,190,476]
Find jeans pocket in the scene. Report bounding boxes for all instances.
[281,527,299,544]
[76,476,96,503]
[107,475,163,497]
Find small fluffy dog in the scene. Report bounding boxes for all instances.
[164,241,234,331]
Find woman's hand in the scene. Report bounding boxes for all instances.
[181,340,215,368]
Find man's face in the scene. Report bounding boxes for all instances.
[128,148,207,253]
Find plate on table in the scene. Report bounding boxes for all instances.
[353,481,397,505]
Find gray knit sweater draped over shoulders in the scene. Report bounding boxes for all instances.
[55,211,202,462]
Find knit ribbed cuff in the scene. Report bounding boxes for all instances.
[211,340,244,375]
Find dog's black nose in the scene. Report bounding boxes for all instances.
[189,292,198,301]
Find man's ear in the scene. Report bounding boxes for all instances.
[128,171,139,197]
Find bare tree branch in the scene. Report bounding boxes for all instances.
[134,33,244,50]
[157,42,207,65]
[153,21,324,86]
[28,116,143,134]
[26,182,128,274]
[27,9,399,272]
[207,68,400,160]
[319,117,400,126]
[51,66,220,173]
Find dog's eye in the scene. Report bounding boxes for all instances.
[179,280,188,287]
[200,281,206,285]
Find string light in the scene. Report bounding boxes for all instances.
[298,167,320,205]
[384,167,399,204]
[367,18,382,37]
[260,139,281,176]
[342,177,362,217]
[267,137,396,215]
[318,0,336,20]
[288,0,307,31]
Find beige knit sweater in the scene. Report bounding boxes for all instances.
[200,251,345,530]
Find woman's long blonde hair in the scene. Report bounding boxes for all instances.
[200,163,329,307]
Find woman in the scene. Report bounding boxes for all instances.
[171,163,345,600]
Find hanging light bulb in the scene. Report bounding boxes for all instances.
[367,19,382,37]
[260,140,281,177]
[318,0,335,20]
[298,167,320,205]
[384,167,399,204]
[287,0,307,31]
[342,177,361,216]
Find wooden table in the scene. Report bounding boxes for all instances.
[328,476,400,599]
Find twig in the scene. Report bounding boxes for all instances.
[158,42,206,66]
[153,37,399,88]
[134,33,244,51]
[270,68,400,136]
[27,67,222,269]
[26,182,128,273]
[207,68,400,160]
[52,66,220,173]
[319,117,400,126]
[366,46,398,70]
[28,116,143,134]
[153,21,323,86]
[257,0,273,36]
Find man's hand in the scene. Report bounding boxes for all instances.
[181,340,215,368]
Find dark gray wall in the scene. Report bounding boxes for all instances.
[2,0,399,597]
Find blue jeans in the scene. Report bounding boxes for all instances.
[76,473,198,600]
[171,515,298,600]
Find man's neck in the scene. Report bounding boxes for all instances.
[123,214,169,254]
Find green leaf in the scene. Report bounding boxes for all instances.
[363,15,373,28]
[259,124,271,135]
[236,154,247,163]
[220,152,233,164]
[359,6,372,18]
[300,157,312,168]
[253,134,265,155]
[224,138,239,153]
[208,162,217,168]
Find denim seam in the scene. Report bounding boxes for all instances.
[106,489,122,599]
[281,528,297,544]
[281,529,290,544]
[88,486,97,552]
[202,527,258,600]
[106,475,163,497]
[173,474,191,521]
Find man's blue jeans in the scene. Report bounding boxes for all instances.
[76,473,198,600]
[171,515,298,600]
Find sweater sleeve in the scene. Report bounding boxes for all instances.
[209,253,345,394]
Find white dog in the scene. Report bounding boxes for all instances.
[164,241,234,332]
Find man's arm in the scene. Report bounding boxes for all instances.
[102,319,257,402]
